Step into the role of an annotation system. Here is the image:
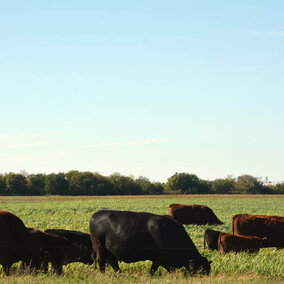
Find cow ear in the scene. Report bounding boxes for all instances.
[209,260,212,264]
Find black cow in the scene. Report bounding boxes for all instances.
[89,209,211,275]
[44,229,95,265]
[204,229,223,250]
[24,228,92,275]
[0,210,43,276]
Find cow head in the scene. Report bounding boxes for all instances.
[78,245,94,265]
[189,256,211,275]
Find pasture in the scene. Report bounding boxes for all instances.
[0,195,283,283]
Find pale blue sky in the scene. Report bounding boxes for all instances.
[1,1,283,182]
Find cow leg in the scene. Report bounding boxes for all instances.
[104,249,119,272]
[166,267,176,273]
[52,263,63,275]
[93,238,107,273]
[98,258,106,273]
[108,258,119,272]
[91,250,97,269]
[150,262,159,275]
[97,246,119,273]
[4,264,11,276]
[41,261,49,274]
[56,266,63,275]
[19,261,25,272]
[97,247,106,273]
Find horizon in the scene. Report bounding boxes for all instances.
[1,169,282,185]
[1,1,283,183]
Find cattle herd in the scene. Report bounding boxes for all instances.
[0,203,283,277]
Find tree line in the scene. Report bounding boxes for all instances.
[0,171,283,196]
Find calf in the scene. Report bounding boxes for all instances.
[218,232,267,254]
[204,229,222,250]
[26,228,91,274]
[44,229,95,265]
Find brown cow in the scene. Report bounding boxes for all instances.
[218,233,267,254]
[232,214,284,248]
[0,210,43,276]
[168,204,223,225]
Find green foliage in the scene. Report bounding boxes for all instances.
[66,171,99,195]
[211,178,235,194]
[27,174,46,195]
[109,173,142,195]
[0,174,5,194]
[269,183,284,194]
[4,172,27,195]
[234,175,266,194]
[135,176,164,194]
[0,171,282,196]
[44,173,68,195]
[165,172,209,194]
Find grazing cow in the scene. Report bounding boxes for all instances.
[218,233,267,254]
[0,210,43,276]
[168,204,223,225]
[44,229,95,264]
[25,228,92,275]
[204,229,223,250]
[232,214,284,248]
[89,209,211,275]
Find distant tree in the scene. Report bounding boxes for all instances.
[109,173,142,195]
[66,171,102,195]
[269,183,284,194]
[234,174,267,194]
[44,173,68,195]
[165,172,202,194]
[198,179,212,194]
[27,174,46,195]
[0,174,6,195]
[152,182,165,194]
[134,176,164,195]
[211,178,235,194]
[93,173,114,195]
[4,173,27,195]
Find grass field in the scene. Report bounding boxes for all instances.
[0,195,283,283]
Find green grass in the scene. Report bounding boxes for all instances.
[0,195,283,283]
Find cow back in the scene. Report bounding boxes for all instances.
[218,232,266,254]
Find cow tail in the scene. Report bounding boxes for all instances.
[203,234,206,249]
[232,214,239,234]
[218,233,223,254]
[232,216,235,234]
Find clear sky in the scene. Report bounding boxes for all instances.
[1,1,283,182]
